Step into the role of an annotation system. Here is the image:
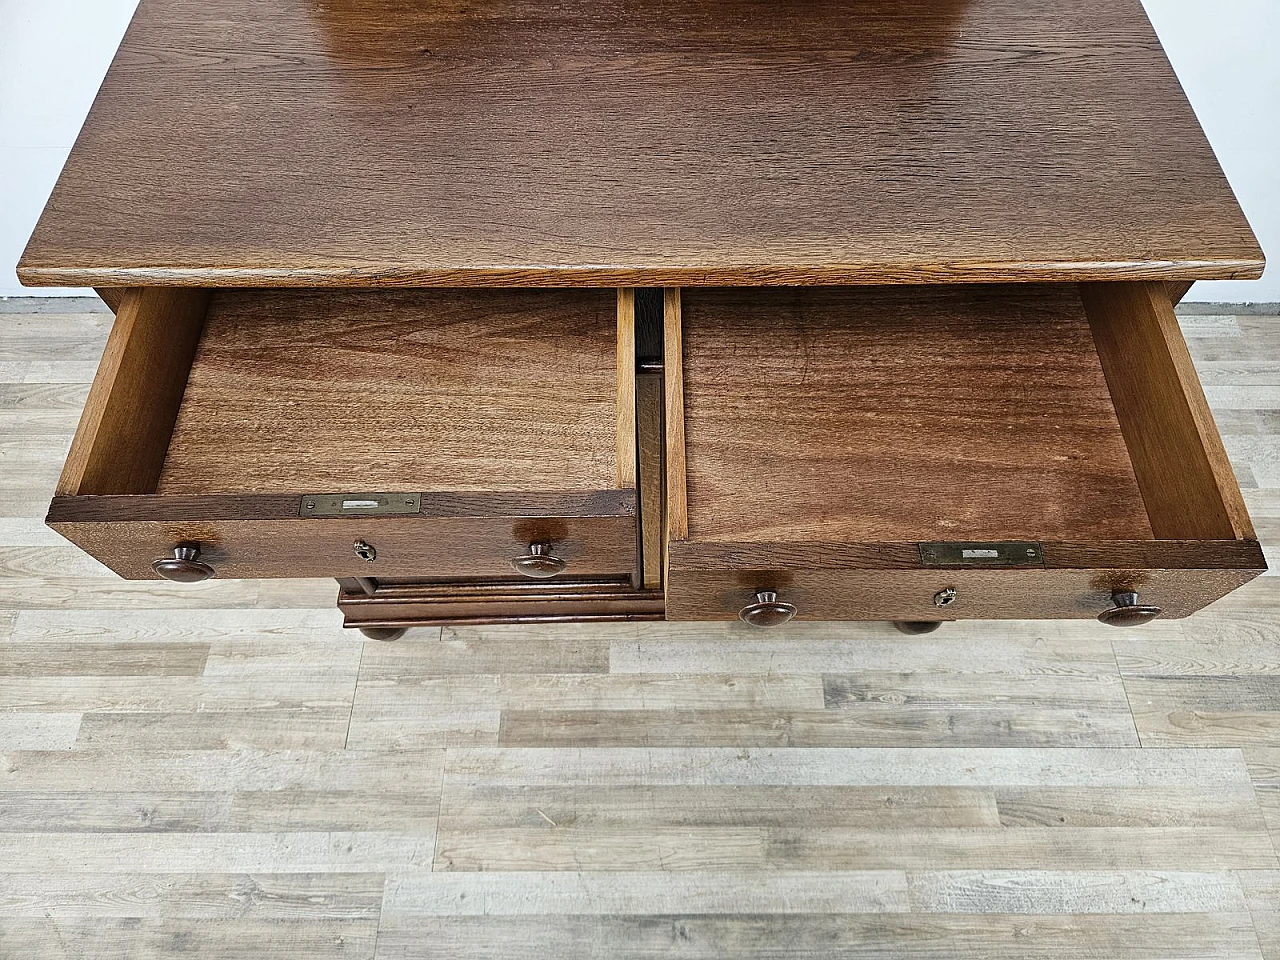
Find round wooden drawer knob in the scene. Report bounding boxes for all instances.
[1097,590,1162,627]
[152,544,215,583]
[510,542,567,579]
[739,591,798,628]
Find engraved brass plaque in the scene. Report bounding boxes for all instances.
[918,541,1044,567]
[300,493,421,517]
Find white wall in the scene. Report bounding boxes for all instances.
[0,0,1275,301]
[1142,0,1279,302]
[1,0,140,298]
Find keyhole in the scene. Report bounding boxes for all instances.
[354,540,377,563]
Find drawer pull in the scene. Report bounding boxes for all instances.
[152,544,215,583]
[739,591,797,628]
[511,542,567,579]
[1097,590,1162,627]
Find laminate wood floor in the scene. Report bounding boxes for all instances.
[1,297,1278,959]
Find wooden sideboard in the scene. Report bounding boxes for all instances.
[20,0,1266,636]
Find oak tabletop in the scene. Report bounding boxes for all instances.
[19,0,1264,288]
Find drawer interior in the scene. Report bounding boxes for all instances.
[47,287,642,583]
[675,284,1153,545]
[61,287,633,498]
[663,281,1262,620]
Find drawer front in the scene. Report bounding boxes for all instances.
[666,566,1262,624]
[47,493,636,581]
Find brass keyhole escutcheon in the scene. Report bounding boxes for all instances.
[353,539,377,563]
[933,587,958,607]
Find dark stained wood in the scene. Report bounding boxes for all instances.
[157,288,620,495]
[338,577,665,628]
[1081,281,1255,540]
[677,285,1153,545]
[664,566,1263,623]
[57,288,210,496]
[18,0,1262,289]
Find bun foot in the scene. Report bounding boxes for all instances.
[359,627,407,641]
[893,621,943,635]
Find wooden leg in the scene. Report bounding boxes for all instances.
[358,626,407,641]
[893,621,943,635]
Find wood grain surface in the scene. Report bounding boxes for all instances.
[1082,281,1255,540]
[5,301,1280,959]
[18,0,1262,288]
[57,288,209,496]
[677,284,1153,545]
[157,288,620,495]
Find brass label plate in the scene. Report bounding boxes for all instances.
[918,541,1044,567]
[300,493,421,518]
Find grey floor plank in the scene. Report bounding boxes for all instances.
[11,607,345,643]
[0,833,436,873]
[0,790,439,834]
[993,785,1268,828]
[0,748,445,793]
[904,870,1249,914]
[373,913,1263,960]
[349,674,825,749]
[441,746,1257,788]
[1246,749,1280,842]
[1239,871,1280,960]
[0,872,384,919]
[73,710,354,749]
[0,918,379,959]
[0,712,81,750]
[497,705,1138,747]
[361,630,605,677]
[381,870,910,916]
[0,641,211,677]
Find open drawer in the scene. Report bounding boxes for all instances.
[49,287,639,582]
[663,282,1265,626]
